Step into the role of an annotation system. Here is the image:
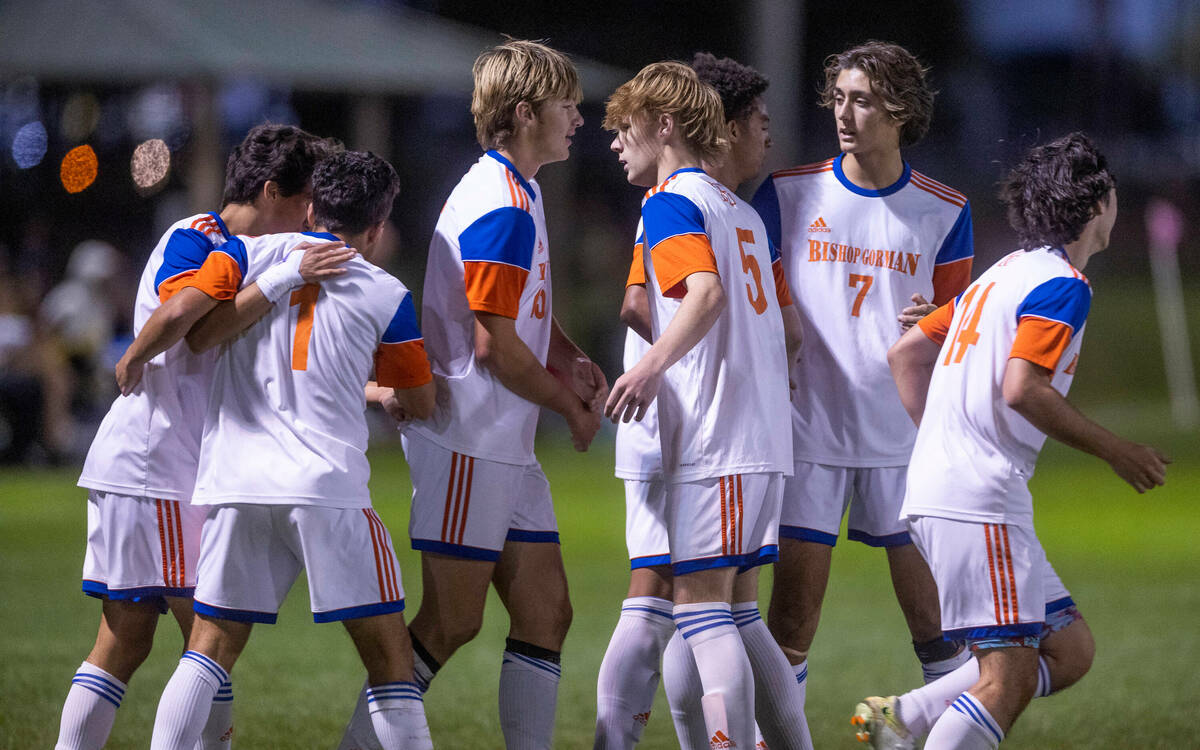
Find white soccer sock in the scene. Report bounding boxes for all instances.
[55,661,127,750]
[337,679,382,750]
[662,630,708,750]
[151,651,227,750]
[594,596,675,749]
[733,602,814,750]
[196,680,234,749]
[499,640,562,750]
[924,692,1003,749]
[793,659,808,709]
[921,644,973,684]
[673,602,755,750]
[898,654,1053,738]
[365,682,432,750]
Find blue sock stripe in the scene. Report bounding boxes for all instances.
[621,605,674,619]
[181,651,228,683]
[72,671,126,697]
[674,611,734,628]
[367,691,424,702]
[795,666,808,683]
[71,677,123,707]
[954,696,1002,743]
[733,612,762,626]
[366,685,424,696]
[502,651,562,678]
[671,607,730,622]
[679,618,736,640]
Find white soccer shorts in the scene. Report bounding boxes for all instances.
[192,504,405,624]
[669,472,782,575]
[82,490,209,611]
[779,462,909,547]
[625,477,669,569]
[908,515,1070,644]
[403,432,558,561]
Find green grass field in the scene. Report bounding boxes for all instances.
[2,280,1198,748]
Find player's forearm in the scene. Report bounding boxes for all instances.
[546,317,587,374]
[391,381,437,421]
[186,284,272,354]
[782,303,803,365]
[124,288,217,365]
[475,316,583,418]
[888,326,941,425]
[639,274,725,377]
[1002,359,1123,462]
[620,285,652,343]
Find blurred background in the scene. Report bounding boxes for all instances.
[2,0,1198,464]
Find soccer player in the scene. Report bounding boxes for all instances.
[149,150,435,750]
[58,124,342,750]
[604,61,793,750]
[752,41,975,701]
[855,132,1168,750]
[594,53,808,750]
[394,39,604,749]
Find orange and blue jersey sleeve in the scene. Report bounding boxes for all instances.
[917,298,957,345]
[750,177,783,251]
[375,293,433,389]
[459,207,536,318]
[154,231,246,303]
[1010,277,1091,371]
[768,236,793,307]
[642,192,717,299]
[931,203,974,304]
[627,235,646,288]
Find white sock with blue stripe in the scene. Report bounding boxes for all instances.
[898,655,1054,739]
[595,596,675,748]
[56,661,126,750]
[733,601,814,750]
[925,692,1003,749]
[672,602,755,750]
[365,682,431,750]
[197,679,234,748]
[662,630,708,750]
[500,639,562,750]
[151,651,227,750]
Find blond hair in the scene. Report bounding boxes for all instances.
[471,39,582,150]
[604,61,729,162]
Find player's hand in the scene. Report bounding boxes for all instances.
[295,241,356,284]
[604,363,662,424]
[378,388,412,423]
[115,352,144,396]
[1107,440,1170,493]
[899,293,937,330]
[572,357,610,414]
[565,399,602,452]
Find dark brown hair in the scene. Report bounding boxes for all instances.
[818,41,934,147]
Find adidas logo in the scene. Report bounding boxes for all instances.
[808,216,831,232]
[633,711,651,726]
[710,730,736,748]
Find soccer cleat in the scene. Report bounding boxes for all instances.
[851,696,914,750]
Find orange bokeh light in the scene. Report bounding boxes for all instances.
[61,145,98,194]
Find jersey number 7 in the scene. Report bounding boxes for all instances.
[290,284,319,371]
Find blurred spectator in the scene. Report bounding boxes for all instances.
[0,250,54,463]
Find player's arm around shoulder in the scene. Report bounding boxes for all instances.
[1001,358,1169,493]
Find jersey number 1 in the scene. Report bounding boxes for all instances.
[943,281,995,365]
[290,284,318,371]
[736,228,768,315]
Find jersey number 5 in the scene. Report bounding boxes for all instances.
[290,283,319,371]
[736,228,768,315]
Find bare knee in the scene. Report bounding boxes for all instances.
[511,586,572,647]
[1041,617,1095,691]
[88,600,161,680]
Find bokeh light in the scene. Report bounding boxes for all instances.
[61,92,101,142]
[12,121,48,168]
[60,145,99,194]
[131,138,171,194]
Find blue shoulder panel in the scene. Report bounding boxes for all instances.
[750,177,783,252]
[935,203,975,265]
[382,293,422,344]
[458,207,536,271]
[153,228,214,292]
[213,237,249,278]
[641,192,706,249]
[1016,277,1092,332]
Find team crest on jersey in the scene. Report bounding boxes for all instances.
[808,216,831,232]
[710,730,736,748]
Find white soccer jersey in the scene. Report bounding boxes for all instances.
[192,231,432,508]
[901,246,1092,526]
[79,212,245,501]
[640,168,792,482]
[406,151,552,465]
[753,154,974,466]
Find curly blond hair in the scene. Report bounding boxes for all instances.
[818,41,935,147]
[604,61,729,162]
[471,39,582,150]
